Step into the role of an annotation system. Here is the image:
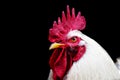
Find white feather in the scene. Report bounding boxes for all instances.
[48,30,120,80]
[116,57,120,74]
[48,70,53,80]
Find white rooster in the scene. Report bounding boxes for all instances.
[48,5,120,80]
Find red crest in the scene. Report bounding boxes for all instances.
[49,5,86,42]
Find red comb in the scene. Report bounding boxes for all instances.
[49,5,86,42]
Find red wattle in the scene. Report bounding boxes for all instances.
[49,46,86,80]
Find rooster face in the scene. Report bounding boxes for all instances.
[49,30,86,50]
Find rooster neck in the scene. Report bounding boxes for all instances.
[65,33,120,80]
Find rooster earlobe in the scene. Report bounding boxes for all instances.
[79,40,86,46]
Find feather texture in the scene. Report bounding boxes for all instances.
[116,57,120,74]
[48,30,120,80]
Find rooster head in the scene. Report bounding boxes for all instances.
[48,5,86,80]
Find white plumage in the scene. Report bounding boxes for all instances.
[48,30,120,80]
[116,57,120,74]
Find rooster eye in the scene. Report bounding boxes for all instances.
[70,37,77,42]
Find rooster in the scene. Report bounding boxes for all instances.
[48,5,120,80]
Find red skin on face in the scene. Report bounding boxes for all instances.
[49,36,86,80]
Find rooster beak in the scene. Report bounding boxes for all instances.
[49,43,65,50]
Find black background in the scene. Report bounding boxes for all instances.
[19,0,120,80]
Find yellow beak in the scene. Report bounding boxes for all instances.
[49,43,65,50]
